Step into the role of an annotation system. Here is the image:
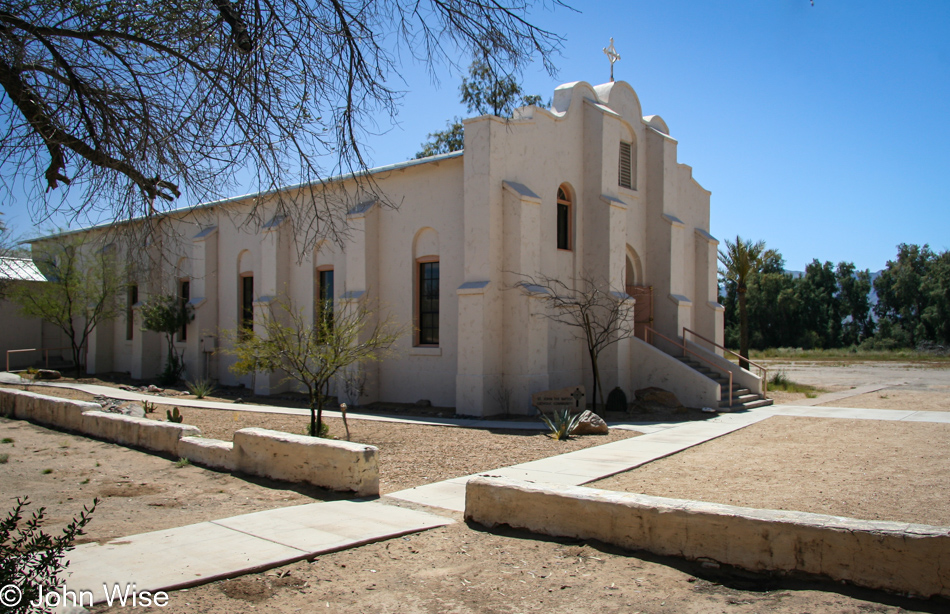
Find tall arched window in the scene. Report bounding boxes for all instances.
[556,185,572,251]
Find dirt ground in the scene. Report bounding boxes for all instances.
[4,363,950,613]
[591,415,950,526]
[0,417,341,545]
[88,520,940,614]
[0,383,637,494]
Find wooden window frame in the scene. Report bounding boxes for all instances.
[126,284,138,341]
[177,279,190,342]
[316,266,334,336]
[556,185,573,251]
[239,274,254,335]
[415,256,440,346]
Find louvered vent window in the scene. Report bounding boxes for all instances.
[619,141,633,189]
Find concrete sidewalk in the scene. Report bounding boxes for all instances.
[63,500,452,605]
[56,397,950,605]
[1,373,690,433]
[385,403,950,512]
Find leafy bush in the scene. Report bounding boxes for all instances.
[185,378,217,399]
[538,409,583,441]
[303,421,330,438]
[0,497,97,613]
[140,294,194,385]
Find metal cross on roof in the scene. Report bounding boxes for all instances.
[603,37,621,82]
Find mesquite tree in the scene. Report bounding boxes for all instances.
[517,272,635,416]
[0,1,563,251]
[224,296,403,437]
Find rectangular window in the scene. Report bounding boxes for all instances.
[126,285,138,341]
[317,269,334,333]
[241,275,254,333]
[418,261,439,345]
[556,203,570,250]
[178,280,190,341]
[619,141,634,189]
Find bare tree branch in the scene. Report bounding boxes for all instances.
[0,1,564,252]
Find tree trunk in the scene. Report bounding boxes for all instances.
[739,288,750,370]
[309,392,317,437]
[589,350,600,416]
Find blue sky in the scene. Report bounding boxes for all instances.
[4,0,949,272]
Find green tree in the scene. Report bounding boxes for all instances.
[224,296,404,437]
[9,237,125,373]
[873,244,935,347]
[920,250,950,345]
[415,58,545,158]
[0,2,561,244]
[797,260,841,349]
[140,293,195,384]
[718,236,778,368]
[415,120,465,159]
[836,262,874,346]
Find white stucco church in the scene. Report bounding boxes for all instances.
[27,79,769,416]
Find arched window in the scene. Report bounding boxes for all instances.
[556,186,572,250]
[413,227,440,346]
[177,278,190,341]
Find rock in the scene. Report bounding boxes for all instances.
[570,410,609,435]
[34,369,62,380]
[414,399,432,408]
[147,384,163,393]
[634,387,682,409]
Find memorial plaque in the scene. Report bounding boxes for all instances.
[531,385,586,414]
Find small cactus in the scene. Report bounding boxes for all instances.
[166,407,183,423]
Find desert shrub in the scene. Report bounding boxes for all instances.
[538,409,583,441]
[185,378,217,399]
[303,422,330,438]
[0,497,97,613]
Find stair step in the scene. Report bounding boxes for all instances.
[719,393,760,407]
[719,398,774,412]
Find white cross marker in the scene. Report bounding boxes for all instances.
[603,38,621,82]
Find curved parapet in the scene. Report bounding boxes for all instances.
[643,114,670,135]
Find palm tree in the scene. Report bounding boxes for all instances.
[718,236,777,369]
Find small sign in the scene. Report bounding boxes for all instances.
[532,385,586,414]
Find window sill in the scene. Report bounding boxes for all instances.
[556,248,573,253]
[409,346,442,356]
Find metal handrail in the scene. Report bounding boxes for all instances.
[5,346,74,372]
[645,325,732,407]
[682,327,769,396]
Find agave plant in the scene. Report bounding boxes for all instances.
[538,408,584,441]
[185,377,217,399]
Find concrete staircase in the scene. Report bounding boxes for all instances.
[675,356,773,412]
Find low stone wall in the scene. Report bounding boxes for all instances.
[465,476,950,598]
[234,427,379,497]
[78,410,200,456]
[178,436,235,472]
[2,388,99,432]
[1,387,380,496]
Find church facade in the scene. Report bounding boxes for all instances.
[31,80,751,416]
